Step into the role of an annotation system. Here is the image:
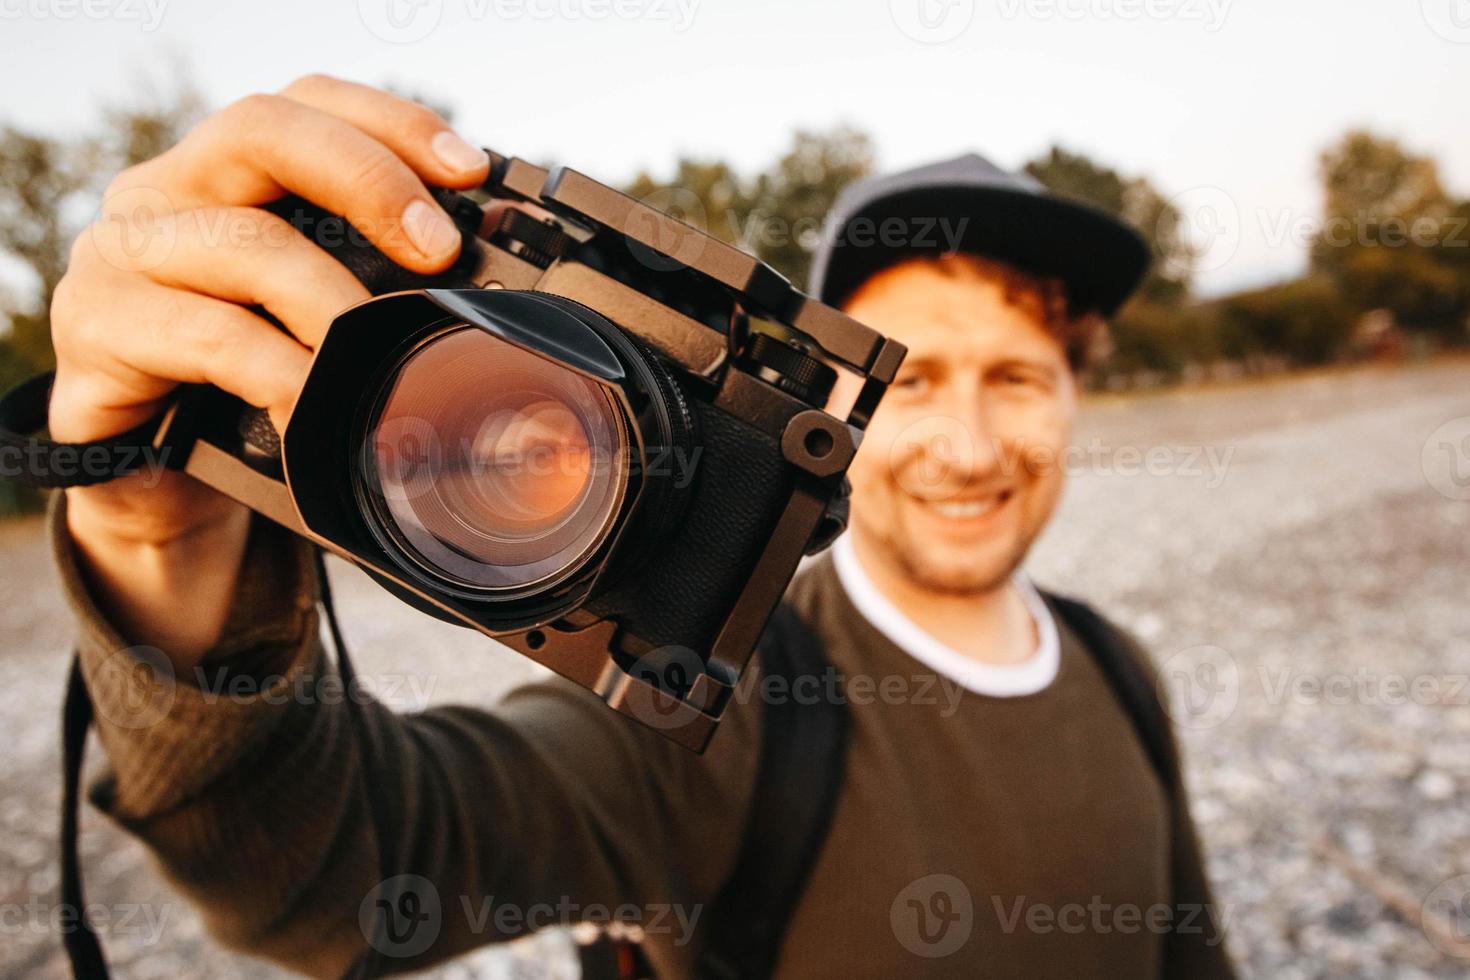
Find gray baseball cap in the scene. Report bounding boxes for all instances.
[807,152,1150,317]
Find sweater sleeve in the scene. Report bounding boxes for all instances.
[51,495,763,978]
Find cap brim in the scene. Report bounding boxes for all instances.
[816,185,1151,317]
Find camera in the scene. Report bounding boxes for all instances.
[146,150,906,750]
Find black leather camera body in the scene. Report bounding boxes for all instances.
[86,151,906,750]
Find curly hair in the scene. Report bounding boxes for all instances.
[932,253,1111,373]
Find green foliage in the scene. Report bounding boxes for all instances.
[622,127,874,287]
[1311,130,1470,338]
[1024,145,1193,306]
[1024,146,1203,381]
[1030,134,1470,380]
[0,88,201,515]
[0,87,202,374]
[1211,276,1359,367]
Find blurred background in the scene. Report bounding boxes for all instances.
[2,0,1469,977]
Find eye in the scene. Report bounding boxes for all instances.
[997,366,1051,391]
[893,374,930,395]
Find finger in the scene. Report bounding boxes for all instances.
[110,94,463,274]
[279,74,489,189]
[52,276,311,442]
[89,206,371,349]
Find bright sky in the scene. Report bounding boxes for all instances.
[3,0,1469,296]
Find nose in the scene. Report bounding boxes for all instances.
[950,381,1004,483]
[903,382,1004,494]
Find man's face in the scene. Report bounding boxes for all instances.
[842,256,1078,596]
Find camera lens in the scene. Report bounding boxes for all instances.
[361,325,630,595]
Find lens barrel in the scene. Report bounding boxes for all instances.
[360,325,633,597]
[287,289,696,623]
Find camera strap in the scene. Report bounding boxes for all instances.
[60,659,107,979]
[0,371,392,979]
[57,557,383,980]
[0,371,185,489]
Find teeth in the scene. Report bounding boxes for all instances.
[930,496,1003,519]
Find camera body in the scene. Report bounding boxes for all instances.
[157,151,905,750]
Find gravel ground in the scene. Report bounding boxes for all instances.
[2,358,1468,978]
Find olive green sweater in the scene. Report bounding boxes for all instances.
[55,501,1234,978]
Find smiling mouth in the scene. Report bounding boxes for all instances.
[921,489,1014,520]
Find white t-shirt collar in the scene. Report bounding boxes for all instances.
[831,534,1060,698]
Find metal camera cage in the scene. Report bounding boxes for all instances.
[147,150,906,751]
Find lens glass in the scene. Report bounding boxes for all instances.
[362,325,629,593]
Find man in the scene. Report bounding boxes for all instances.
[49,76,1232,977]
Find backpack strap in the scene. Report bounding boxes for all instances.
[695,601,849,979]
[582,602,850,980]
[586,594,1182,980]
[1042,592,1179,794]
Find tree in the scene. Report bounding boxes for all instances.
[1024,146,1193,306]
[1311,130,1469,337]
[0,86,201,512]
[0,85,203,384]
[622,127,874,287]
[1024,146,1201,382]
[1212,276,1358,367]
[745,127,874,288]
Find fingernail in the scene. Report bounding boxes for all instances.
[402,199,460,260]
[431,130,489,176]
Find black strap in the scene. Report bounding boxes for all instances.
[57,554,388,980]
[694,602,850,980]
[579,603,850,980]
[61,657,108,979]
[607,594,1181,980]
[3,366,395,980]
[1044,592,1179,793]
[316,548,399,980]
[0,372,180,489]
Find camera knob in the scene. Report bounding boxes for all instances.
[490,208,573,269]
[741,332,837,406]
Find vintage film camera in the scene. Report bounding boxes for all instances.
[141,150,906,750]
